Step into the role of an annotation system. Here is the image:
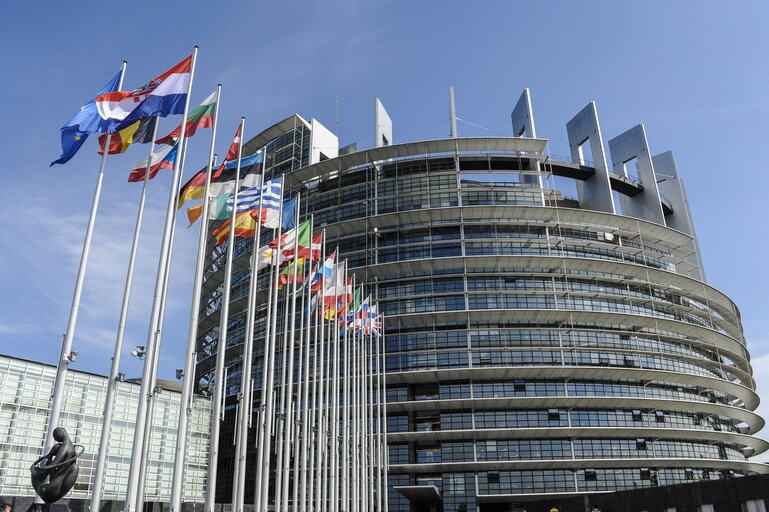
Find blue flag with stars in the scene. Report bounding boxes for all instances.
[51,69,122,166]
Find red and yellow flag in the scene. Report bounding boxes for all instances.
[212,211,256,247]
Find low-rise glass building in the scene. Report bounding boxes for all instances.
[0,354,210,504]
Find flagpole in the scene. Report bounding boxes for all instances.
[40,61,128,505]
[330,257,343,512]
[290,213,312,512]
[374,301,383,512]
[232,145,266,512]
[205,116,245,512]
[310,232,325,512]
[123,47,197,512]
[135,132,192,511]
[170,84,221,512]
[259,185,287,512]
[298,221,316,512]
[89,117,158,512]
[254,170,282,512]
[279,196,302,512]
[367,296,375,512]
[314,245,330,512]
[381,314,389,512]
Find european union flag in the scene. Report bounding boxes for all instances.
[51,69,122,166]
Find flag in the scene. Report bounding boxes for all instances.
[98,55,192,130]
[128,143,179,182]
[324,278,353,320]
[212,211,256,247]
[228,179,284,228]
[297,233,322,261]
[156,90,217,145]
[186,194,230,225]
[97,117,157,154]
[177,125,246,209]
[339,286,363,321]
[251,244,284,272]
[223,151,263,169]
[311,251,335,292]
[51,69,122,166]
[269,220,313,259]
[278,259,306,287]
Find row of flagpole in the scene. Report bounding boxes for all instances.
[48,45,389,512]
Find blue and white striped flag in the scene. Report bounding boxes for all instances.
[226,178,284,228]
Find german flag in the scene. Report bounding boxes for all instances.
[97,117,157,155]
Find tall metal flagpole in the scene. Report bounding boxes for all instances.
[232,146,267,511]
[42,63,127,505]
[330,259,344,512]
[170,84,222,512]
[258,190,287,512]
[136,134,192,511]
[339,265,350,512]
[123,47,198,512]
[89,116,157,512]
[381,314,389,512]
[374,304,383,512]
[299,224,317,512]
[313,246,328,512]
[279,196,302,512]
[205,116,246,512]
[254,172,282,512]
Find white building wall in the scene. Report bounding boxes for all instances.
[0,355,210,502]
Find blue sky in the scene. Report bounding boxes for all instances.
[2,1,769,447]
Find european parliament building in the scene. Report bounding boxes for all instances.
[195,90,767,511]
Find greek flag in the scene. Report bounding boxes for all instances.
[226,179,284,229]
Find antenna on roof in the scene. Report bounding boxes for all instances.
[335,81,340,137]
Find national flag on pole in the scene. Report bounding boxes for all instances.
[177,125,247,209]
[223,151,263,170]
[127,143,179,182]
[228,179,282,228]
[97,116,157,155]
[97,55,193,130]
[298,233,322,261]
[269,220,315,260]
[278,259,306,287]
[156,90,217,145]
[311,251,335,292]
[212,211,256,247]
[51,68,122,166]
[183,169,266,224]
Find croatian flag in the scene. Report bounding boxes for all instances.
[96,55,192,130]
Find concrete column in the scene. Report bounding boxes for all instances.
[566,102,615,213]
[608,124,665,224]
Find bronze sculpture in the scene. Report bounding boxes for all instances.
[30,427,83,503]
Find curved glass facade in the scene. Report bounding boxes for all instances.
[195,118,766,510]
